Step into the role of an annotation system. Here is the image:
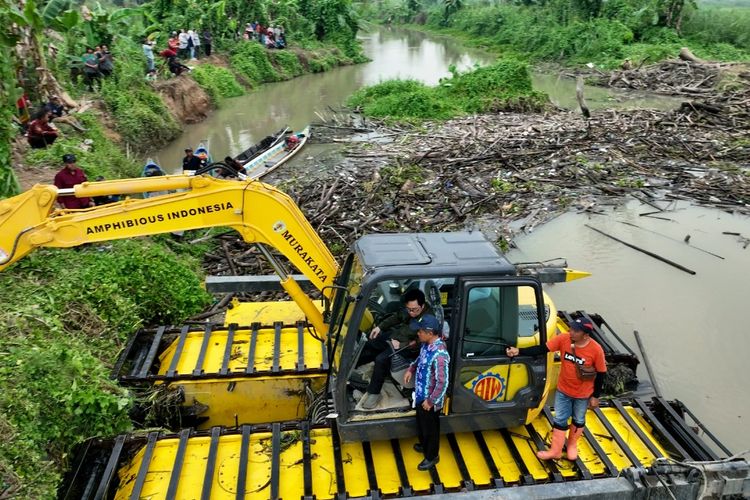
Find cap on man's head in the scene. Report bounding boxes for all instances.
[62,153,76,164]
[570,318,594,334]
[410,314,441,334]
[184,147,193,152]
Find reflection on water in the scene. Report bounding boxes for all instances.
[151,27,680,170]
[507,201,750,453]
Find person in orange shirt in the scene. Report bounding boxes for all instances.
[506,317,606,461]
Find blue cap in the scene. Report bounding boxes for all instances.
[570,317,594,334]
[410,314,440,333]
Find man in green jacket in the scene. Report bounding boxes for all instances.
[356,288,433,410]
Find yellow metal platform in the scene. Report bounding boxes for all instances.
[114,302,329,426]
[109,402,671,499]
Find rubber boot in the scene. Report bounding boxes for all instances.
[566,425,585,461]
[537,428,566,460]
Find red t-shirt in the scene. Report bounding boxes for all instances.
[27,119,58,139]
[547,332,606,398]
[54,166,91,209]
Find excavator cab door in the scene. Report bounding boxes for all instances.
[448,277,547,429]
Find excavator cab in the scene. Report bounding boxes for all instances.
[329,232,554,442]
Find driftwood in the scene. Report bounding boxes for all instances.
[679,47,707,65]
[585,224,696,275]
[199,58,748,294]
[575,76,591,119]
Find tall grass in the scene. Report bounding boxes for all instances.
[682,7,750,50]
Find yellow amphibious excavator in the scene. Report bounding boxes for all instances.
[1,174,747,499]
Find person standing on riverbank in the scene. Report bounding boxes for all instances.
[54,154,94,209]
[178,29,189,58]
[202,29,213,57]
[506,317,606,461]
[143,39,155,72]
[404,314,449,471]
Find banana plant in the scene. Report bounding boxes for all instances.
[81,2,144,47]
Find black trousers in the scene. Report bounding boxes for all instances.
[357,333,417,395]
[356,334,393,394]
[416,405,440,461]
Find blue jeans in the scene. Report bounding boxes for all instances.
[552,390,588,429]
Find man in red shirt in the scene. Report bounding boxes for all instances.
[53,154,94,209]
[506,317,606,461]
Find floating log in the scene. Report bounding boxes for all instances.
[585,224,696,275]
[618,221,724,259]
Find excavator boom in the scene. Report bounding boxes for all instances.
[0,175,340,333]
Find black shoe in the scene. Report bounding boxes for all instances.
[417,456,439,471]
[413,443,423,453]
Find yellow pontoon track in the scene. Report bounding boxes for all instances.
[63,398,720,500]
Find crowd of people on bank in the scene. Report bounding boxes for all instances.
[243,22,286,49]
[142,22,286,79]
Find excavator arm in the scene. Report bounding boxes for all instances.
[0,175,340,334]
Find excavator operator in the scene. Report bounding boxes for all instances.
[354,288,433,410]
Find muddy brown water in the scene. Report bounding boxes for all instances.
[150,29,748,454]
[506,200,750,454]
[150,27,680,171]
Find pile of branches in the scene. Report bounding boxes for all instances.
[598,58,723,96]
[200,89,748,283]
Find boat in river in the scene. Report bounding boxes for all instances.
[242,126,310,180]
[140,159,169,199]
[233,127,289,165]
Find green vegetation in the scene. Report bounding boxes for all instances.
[0,239,211,498]
[230,42,281,84]
[190,64,245,101]
[381,163,427,185]
[272,50,305,78]
[100,41,183,150]
[361,0,750,68]
[348,59,546,121]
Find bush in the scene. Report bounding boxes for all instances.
[230,42,280,85]
[100,40,181,152]
[271,50,304,79]
[348,59,547,121]
[190,64,245,102]
[0,238,210,498]
[444,58,545,112]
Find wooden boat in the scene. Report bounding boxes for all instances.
[233,127,289,165]
[141,159,166,177]
[243,126,310,180]
[140,159,169,199]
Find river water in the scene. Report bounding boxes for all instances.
[507,201,750,454]
[151,28,748,453]
[150,27,681,171]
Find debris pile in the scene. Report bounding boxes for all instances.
[199,60,748,295]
